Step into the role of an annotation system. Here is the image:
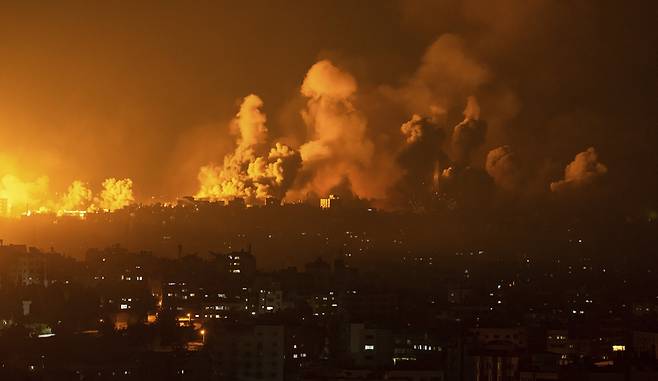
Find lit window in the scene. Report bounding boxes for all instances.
[364,345,375,350]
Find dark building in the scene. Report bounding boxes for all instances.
[209,323,285,381]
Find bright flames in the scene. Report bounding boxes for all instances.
[0,175,134,218]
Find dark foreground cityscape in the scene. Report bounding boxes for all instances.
[0,200,657,381]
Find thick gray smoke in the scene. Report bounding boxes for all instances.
[391,114,447,208]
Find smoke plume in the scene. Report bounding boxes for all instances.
[382,34,490,117]
[485,145,520,191]
[196,95,301,204]
[550,147,608,192]
[391,114,447,208]
[400,114,426,144]
[293,60,397,200]
[451,96,487,165]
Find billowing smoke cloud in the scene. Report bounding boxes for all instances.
[485,145,520,191]
[196,94,301,204]
[390,94,496,210]
[451,96,487,165]
[382,34,490,117]
[96,178,134,211]
[400,114,426,144]
[292,60,398,200]
[550,147,607,192]
[193,54,493,207]
[230,94,268,158]
[390,114,447,208]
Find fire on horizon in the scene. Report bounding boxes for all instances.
[0,1,655,218]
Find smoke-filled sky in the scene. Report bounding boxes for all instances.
[0,1,655,211]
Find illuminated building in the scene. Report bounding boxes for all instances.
[391,331,445,365]
[163,282,242,321]
[348,323,394,368]
[258,288,283,314]
[214,247,257,279]
[307,290,340,316]
[320,194,341,209]
[283,326,317,377]
[546,330,569,355]
[264,197,281,207]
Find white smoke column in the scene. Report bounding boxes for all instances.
[296,60,396,199]
[550,147,607,192]
[196,94,267,203]
[485,145,519,191]
[97,178,134,211]
[233,94,268,156]
[196,95,300,204]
